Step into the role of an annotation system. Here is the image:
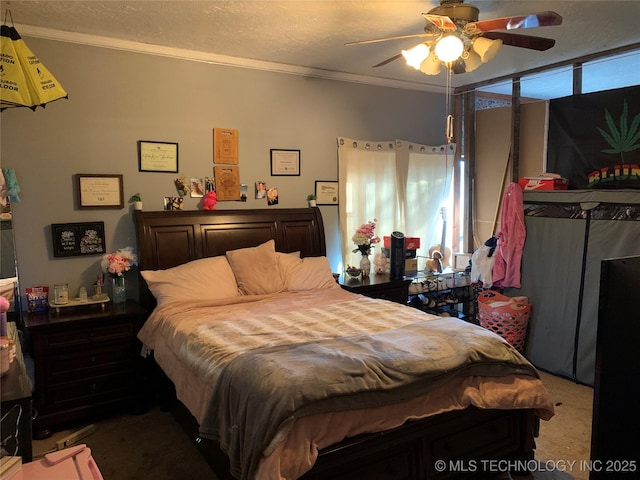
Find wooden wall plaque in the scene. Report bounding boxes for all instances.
[214,166,240,200]
[213,128,239,164]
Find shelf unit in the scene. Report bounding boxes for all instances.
[406,269,475,322]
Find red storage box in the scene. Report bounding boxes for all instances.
[518,177,568,190]
[383,236,420,250]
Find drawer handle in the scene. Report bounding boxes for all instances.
[90,356,96,364]
[90,383,97,393]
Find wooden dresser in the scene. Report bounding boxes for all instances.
[25,301,146,438]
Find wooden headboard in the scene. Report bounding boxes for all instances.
[133,207,326,309]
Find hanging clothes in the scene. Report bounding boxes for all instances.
[470,244,495,287]
[493,182,526,288]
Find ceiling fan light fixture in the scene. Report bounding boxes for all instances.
[402,43,430,69]
[462,49,482,72]
[419,50,442,75]
[434,35,464,63]
[472,37,503,63]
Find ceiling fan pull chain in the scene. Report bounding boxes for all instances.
[446,114,454,142]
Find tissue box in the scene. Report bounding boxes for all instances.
[518,177,568,190]
[383,236,420,250]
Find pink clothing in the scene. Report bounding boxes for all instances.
[493,182,526,288]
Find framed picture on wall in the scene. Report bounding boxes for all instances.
[138,140,179,173]
[76,174,124,209]
[270,149,300,176]
[51,221,106,257]
[315,180,339,205]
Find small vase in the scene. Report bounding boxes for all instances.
[111,276,126,304]
[360,254,371,277]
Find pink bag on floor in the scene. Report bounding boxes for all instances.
[15,445,104,480]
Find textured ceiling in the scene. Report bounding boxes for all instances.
[5,1,640,93]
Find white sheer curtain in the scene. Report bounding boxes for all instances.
[397,140,456,261]
[338,137,455,270]
[338,138,399,269]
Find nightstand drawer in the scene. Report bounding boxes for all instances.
[47,344,136,382]
[44,323,134,351]
[44,371,134,410]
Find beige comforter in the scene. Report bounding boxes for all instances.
[138,287,554,480]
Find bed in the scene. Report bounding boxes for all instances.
[133,207,554,480]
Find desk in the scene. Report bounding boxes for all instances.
[1,322,33,461]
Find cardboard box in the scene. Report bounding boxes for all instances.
[405,258,418,273]
[383,236,420,250]
[518,177,568,190]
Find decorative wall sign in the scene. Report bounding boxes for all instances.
[51,221,105,257]
[213,128,239,164]
[214,165,241,200]
[138,140,179,172]
[315,180,339,205]
[76,174,124,209]
[270,149,300,176]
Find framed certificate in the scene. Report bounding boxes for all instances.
[138,140,179,173]
[76,174,124,209]
[315,180,339,205]
[270,149,300,176]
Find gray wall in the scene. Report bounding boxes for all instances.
[1,37,445,305]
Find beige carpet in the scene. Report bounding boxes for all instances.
[32,371,593,480]
[534,371,594,480]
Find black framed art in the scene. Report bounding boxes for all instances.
[51,222,106,257]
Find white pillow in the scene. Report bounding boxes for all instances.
[226,240,285,295]
[279,255,339,291]
[141,256,239,305]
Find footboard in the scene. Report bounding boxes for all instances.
[171,399,536,480]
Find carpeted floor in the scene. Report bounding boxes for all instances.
[32,371,593,480]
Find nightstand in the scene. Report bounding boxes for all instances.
[25,301,146,439]
[338,272,412,304]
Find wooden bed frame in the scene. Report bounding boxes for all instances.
[134,207,539,480]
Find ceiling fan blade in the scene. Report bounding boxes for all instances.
[372,53,403,68]
[483,32,556,51]
[421,14,457,32]
[346,32,434,46]
[465,11,562,35]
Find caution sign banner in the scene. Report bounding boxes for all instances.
[1,25,67,111]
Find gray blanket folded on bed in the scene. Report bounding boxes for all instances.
[198,316,538,480]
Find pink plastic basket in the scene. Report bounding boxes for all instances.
[477,290,530,353]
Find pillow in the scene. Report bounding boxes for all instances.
[279,255,339,291]
[226,240,284,295]
[141,256,239,305]
[276,251,300,278]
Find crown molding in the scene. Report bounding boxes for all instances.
[16,23,445,94]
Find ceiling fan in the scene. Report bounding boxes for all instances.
[346,0,563,75]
